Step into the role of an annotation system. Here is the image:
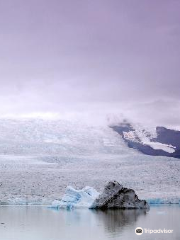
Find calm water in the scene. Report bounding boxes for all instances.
[0,206,180,240]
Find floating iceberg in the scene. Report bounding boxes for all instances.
[52,186,99,209]
[91,181,149,209]
[52,181,149,210]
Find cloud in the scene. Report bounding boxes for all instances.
[0,0,179,127]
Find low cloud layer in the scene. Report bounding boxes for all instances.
[0,0,179,127]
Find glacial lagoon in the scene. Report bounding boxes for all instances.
[0,205,180,240]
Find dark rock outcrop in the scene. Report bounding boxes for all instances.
[91,181,149,209]
[111,121,180,159]
[154,126,180,148]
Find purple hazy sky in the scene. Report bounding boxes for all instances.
[0,0,180,126]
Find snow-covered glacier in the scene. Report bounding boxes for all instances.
[0,118,128,157]
[0,118,180,205]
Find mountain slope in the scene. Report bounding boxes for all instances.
[111,120,180,158]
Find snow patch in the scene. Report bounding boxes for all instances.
[144,142,175,153]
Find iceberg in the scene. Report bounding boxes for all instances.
[91,181,149,209]
[52,186,99,209]
[52,181,149,210]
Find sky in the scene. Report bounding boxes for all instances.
[0,0,180,127]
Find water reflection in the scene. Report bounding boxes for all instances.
[91,209,147,235]
[0,206,179,240]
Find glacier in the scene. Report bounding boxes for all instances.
[147,198,180,205]
[0,118,180,205]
